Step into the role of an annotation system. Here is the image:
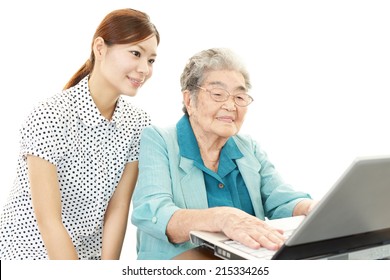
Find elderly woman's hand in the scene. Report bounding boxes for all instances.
[215,207,286,251]
[293,199,318,216]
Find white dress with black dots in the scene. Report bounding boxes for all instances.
[0,76,151,259]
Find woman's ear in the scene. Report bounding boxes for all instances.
[183,90,193,116]
[93,37,106,61]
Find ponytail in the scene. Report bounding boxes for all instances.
[63,56,94,90]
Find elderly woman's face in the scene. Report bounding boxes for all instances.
[187,70,248,139]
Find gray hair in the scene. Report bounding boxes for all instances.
[180,48,252,115]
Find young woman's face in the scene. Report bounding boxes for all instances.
[99,35,158,97]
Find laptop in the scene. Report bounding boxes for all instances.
[190,155,390,260]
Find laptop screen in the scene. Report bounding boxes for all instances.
[191,155,390,260]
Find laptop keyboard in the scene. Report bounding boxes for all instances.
[222,229,294,259]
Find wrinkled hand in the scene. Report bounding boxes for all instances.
[293,199,319,216]
[307,200,318,214]
[217,207,286,251]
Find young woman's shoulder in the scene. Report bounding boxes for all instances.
[25,89,74,124]
[119,98,151,126]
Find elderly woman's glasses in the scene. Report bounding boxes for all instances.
[196,86,254,107]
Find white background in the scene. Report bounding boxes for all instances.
[0,0,389,261]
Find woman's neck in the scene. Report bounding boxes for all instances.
[190,119,227,172]
[88,74,118,120]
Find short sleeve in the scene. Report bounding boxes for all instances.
[127,108,151,163]
[20,102,66,166]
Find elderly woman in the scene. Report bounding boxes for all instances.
[131,48,316,260]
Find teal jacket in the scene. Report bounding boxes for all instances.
[131,123,311,260]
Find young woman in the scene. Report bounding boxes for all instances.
[0,8,160,260]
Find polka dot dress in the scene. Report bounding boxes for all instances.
[0,76,151,259]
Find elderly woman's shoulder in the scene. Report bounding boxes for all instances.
[233,133,266,155]
[233,133,257,146]
[142,124,177,140]
[144,124,176,133]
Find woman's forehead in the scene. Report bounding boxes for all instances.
[203,70,246,87]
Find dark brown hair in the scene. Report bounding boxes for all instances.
[63,8,160,89]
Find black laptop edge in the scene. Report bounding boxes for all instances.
[272,227,390,259]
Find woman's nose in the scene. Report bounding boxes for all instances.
[222,96,237,111]
[137,59,150,75]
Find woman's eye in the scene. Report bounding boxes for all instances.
[148,59,155,64]
[130,51,141,57]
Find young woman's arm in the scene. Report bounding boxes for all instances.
[101,161,139,260]
[28,155,79,260]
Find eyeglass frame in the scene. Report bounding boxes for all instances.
[196,85,254,107]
